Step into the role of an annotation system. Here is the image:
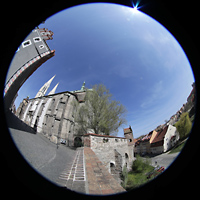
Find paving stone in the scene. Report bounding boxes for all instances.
[84,147,125,195]
[58,148,86,193]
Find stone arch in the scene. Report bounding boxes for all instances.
[74,137,82,147]
[110,162,115,174]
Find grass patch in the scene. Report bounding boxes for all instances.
[169,140,186,154]
[126,171,151,190]
[123,155,155,191]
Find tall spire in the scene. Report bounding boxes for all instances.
[48,83,59,95]
[81,81,86,91]
[35,75,55,98]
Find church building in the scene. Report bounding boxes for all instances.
[16,78,88,146]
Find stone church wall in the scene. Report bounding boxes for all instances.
[16,91,82,146]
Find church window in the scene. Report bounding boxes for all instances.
[22,40,31,48]
[33,37,41,42]
[41,86,47,94]
[49,99,55,110]
[57,101,64,110]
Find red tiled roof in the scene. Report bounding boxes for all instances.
[151,125,168,144]
[171,135,176,140]
[133,139,138,143]
[187,88,194,101]
[123,127,132,134]
[135,139,141,146]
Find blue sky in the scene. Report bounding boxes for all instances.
[13,3,194,138]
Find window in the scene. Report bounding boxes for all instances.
[103,138,109,143]
[22,40,31,48]
[110,163,115,167]
[39,45,44,49]
[41,86,47,94]
[110,163,115,174]
[125,153,129,159]
[33,37,41,42]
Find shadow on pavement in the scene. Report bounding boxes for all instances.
[5,109,36,134]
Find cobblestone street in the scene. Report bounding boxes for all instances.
[57,148,87,193]
[9,127,125,195]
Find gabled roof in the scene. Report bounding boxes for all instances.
[151,125,168,144]
[124,126,132,134]
[141,133,152,142]
[75,91,86,102]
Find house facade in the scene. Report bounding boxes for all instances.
[163,125,180,152]
[150,125,179,154]
[135,125,179,155]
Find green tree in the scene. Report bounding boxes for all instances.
[174,112,192,140]
[132,155,153,173]
[74,84,127,136]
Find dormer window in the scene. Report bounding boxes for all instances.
[33,37,41,42]
[22,40,31,48]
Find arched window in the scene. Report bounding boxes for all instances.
[110,162,115,174]
[49,99,55,110]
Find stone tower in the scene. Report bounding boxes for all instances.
[124,126,135,166]
[48,82,59,95]
[35,75,55,98]
[124,126,134,146]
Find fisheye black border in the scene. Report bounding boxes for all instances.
[1,0,199,199]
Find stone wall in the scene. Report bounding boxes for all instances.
[83,133,134,182]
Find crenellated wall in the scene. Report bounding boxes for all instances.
[83,133,135,182]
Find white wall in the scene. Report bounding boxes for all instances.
[37,97,52,133]
[163,125,179,152]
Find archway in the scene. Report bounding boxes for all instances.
[110,162,115,174]
[74,137,83,147]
